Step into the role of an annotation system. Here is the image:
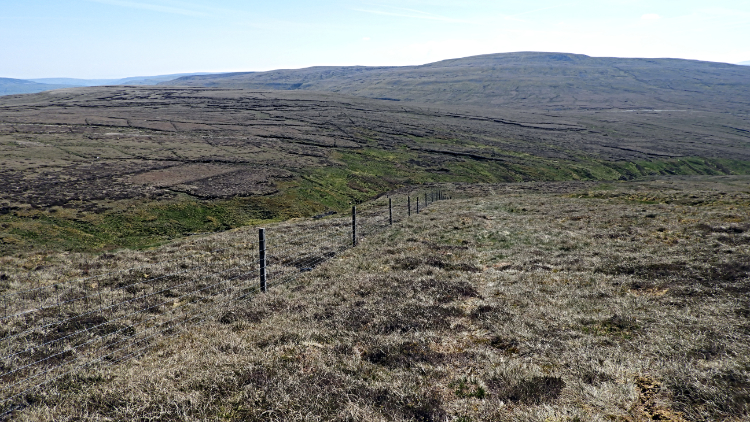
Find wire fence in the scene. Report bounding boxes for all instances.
[0,188,451,415]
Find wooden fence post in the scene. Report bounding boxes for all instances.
[259,228,267,292]
[352,206,357,246]
[389,198,393,225]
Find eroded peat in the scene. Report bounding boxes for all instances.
[1,87,749,254]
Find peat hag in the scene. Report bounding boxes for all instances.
[1,86,748,253]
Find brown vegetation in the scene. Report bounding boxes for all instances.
[161,52,750,114]
[2,176,749,421]
[1,86,748,254]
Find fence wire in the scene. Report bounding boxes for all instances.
[0,189,448,415]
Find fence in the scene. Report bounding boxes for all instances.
[0,189,450,415]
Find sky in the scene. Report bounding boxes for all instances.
[2,0,749,79]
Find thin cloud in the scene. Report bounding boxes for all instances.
[641,13,661,20]
[351,7,470,23]
[506,2,581,18]
[85,0,208,17]
[721,19,750,30]
[378,5,448,17]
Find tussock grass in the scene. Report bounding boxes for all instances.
[3,177,750,421]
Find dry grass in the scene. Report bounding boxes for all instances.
[3,177,750,421]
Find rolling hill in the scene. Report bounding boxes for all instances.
[3,177,750,420]
[0,73,219,97]
[160,52,750,112]
[2,53,749,421]
[30,73,218,87]
[0,77,75,96]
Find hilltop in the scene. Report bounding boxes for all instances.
[160,52,750,112]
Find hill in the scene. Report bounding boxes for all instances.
[160,52,750,112]
[29,78,119,87]
[0,74,219,97]
[30,73,219,87]
[0,77,75,96]
[0,86,749,253]
[2,177,749,420]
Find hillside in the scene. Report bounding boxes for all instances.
[1,86,749,253]
[0,74,219,97]
[2,177,749,420]
[0,78,74,96]
[31,73,218,87]
[160,52,750,112]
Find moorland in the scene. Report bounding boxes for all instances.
[2,177,749,421]
[0,51,749,421]
[1,82,749,253]
[162,52,750,113]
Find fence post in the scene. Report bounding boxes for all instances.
[352,205,357,246]
[408,196,411,216]
[416,197,419,214]
[259,228,267,293]
[389,198,392,225]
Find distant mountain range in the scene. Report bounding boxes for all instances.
[0,73,216,96]
[159,52,750,112]
[739,61,750,66]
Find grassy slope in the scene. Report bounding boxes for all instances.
[3,150,749,255]
[9,176,750,421]
[161,52,750,112]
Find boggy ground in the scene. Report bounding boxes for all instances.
[1,87,749,254]
[6,176,750,421]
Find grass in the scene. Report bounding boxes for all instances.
[2,87,750,256]
[0,196,285,253]
[2,176,749,421]
[3,153,749,255]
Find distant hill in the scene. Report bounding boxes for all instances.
[0,77,75,96]
[739,61,750,66]
[0,73,220,97]
[114,73,220,85]
[30,78,119,87]
[31,73,218,87]
[160,52,750,112]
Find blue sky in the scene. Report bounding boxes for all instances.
[2,0,749,79]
